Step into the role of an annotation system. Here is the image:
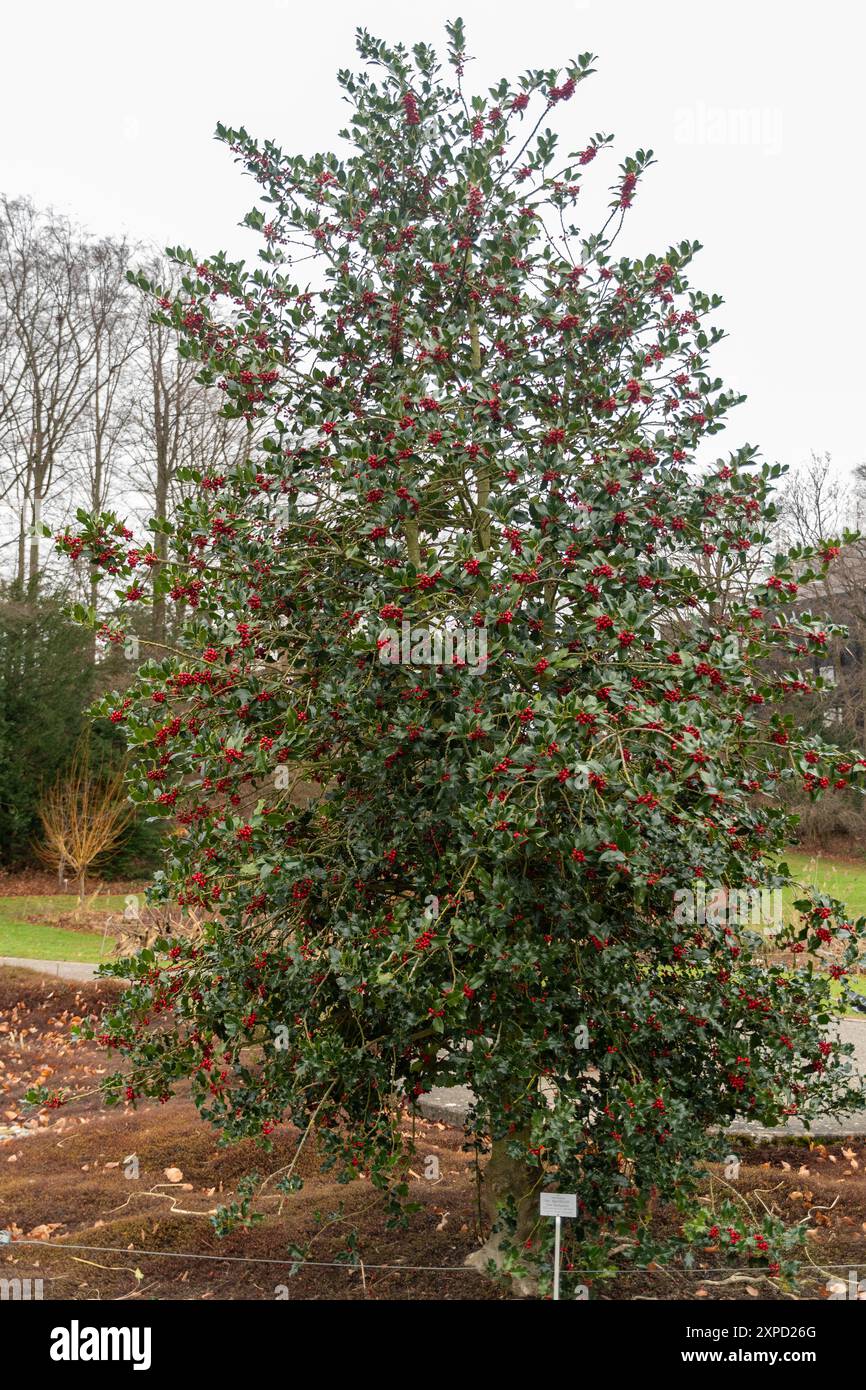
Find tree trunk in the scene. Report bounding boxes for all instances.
[465,1125,541,1294]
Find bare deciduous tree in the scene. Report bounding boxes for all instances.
[0,197,142,597]
[129,258,249,648]
[39,733,134,899]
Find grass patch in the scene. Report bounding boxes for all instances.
[783,851,866,921]
[0,917,112,962]
[0,893,127,963]
[0,893,128,916]
[829,976,866,1017]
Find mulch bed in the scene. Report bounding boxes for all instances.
[0,870,148,897]
[1,967,865,1301]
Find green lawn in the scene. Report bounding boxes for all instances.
[829,976,866,1016]
[0,893,128,963]
[0,893,128,917]
[783,851,866,921]
[777,852,866,1017]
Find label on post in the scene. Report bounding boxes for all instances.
[540,1192,577,1218]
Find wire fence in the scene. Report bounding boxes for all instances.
[2,1234,859,1277]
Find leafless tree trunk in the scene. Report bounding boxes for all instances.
[0,196,122,597]
[130,258,249,649]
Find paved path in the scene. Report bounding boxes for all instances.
[0,955,100,982]
[418,1020,866,1138]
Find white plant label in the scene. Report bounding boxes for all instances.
[540,1192,577,1218]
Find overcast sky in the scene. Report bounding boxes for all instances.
[2,0,862,486]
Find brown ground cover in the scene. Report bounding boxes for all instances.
[1,967,865,1301]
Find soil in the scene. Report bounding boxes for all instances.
[0,869,149,897]
[17,905,177,945]
[791,837,866,865]
[2,966,865,1302]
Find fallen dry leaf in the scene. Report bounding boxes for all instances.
[27,1223,64,1240]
